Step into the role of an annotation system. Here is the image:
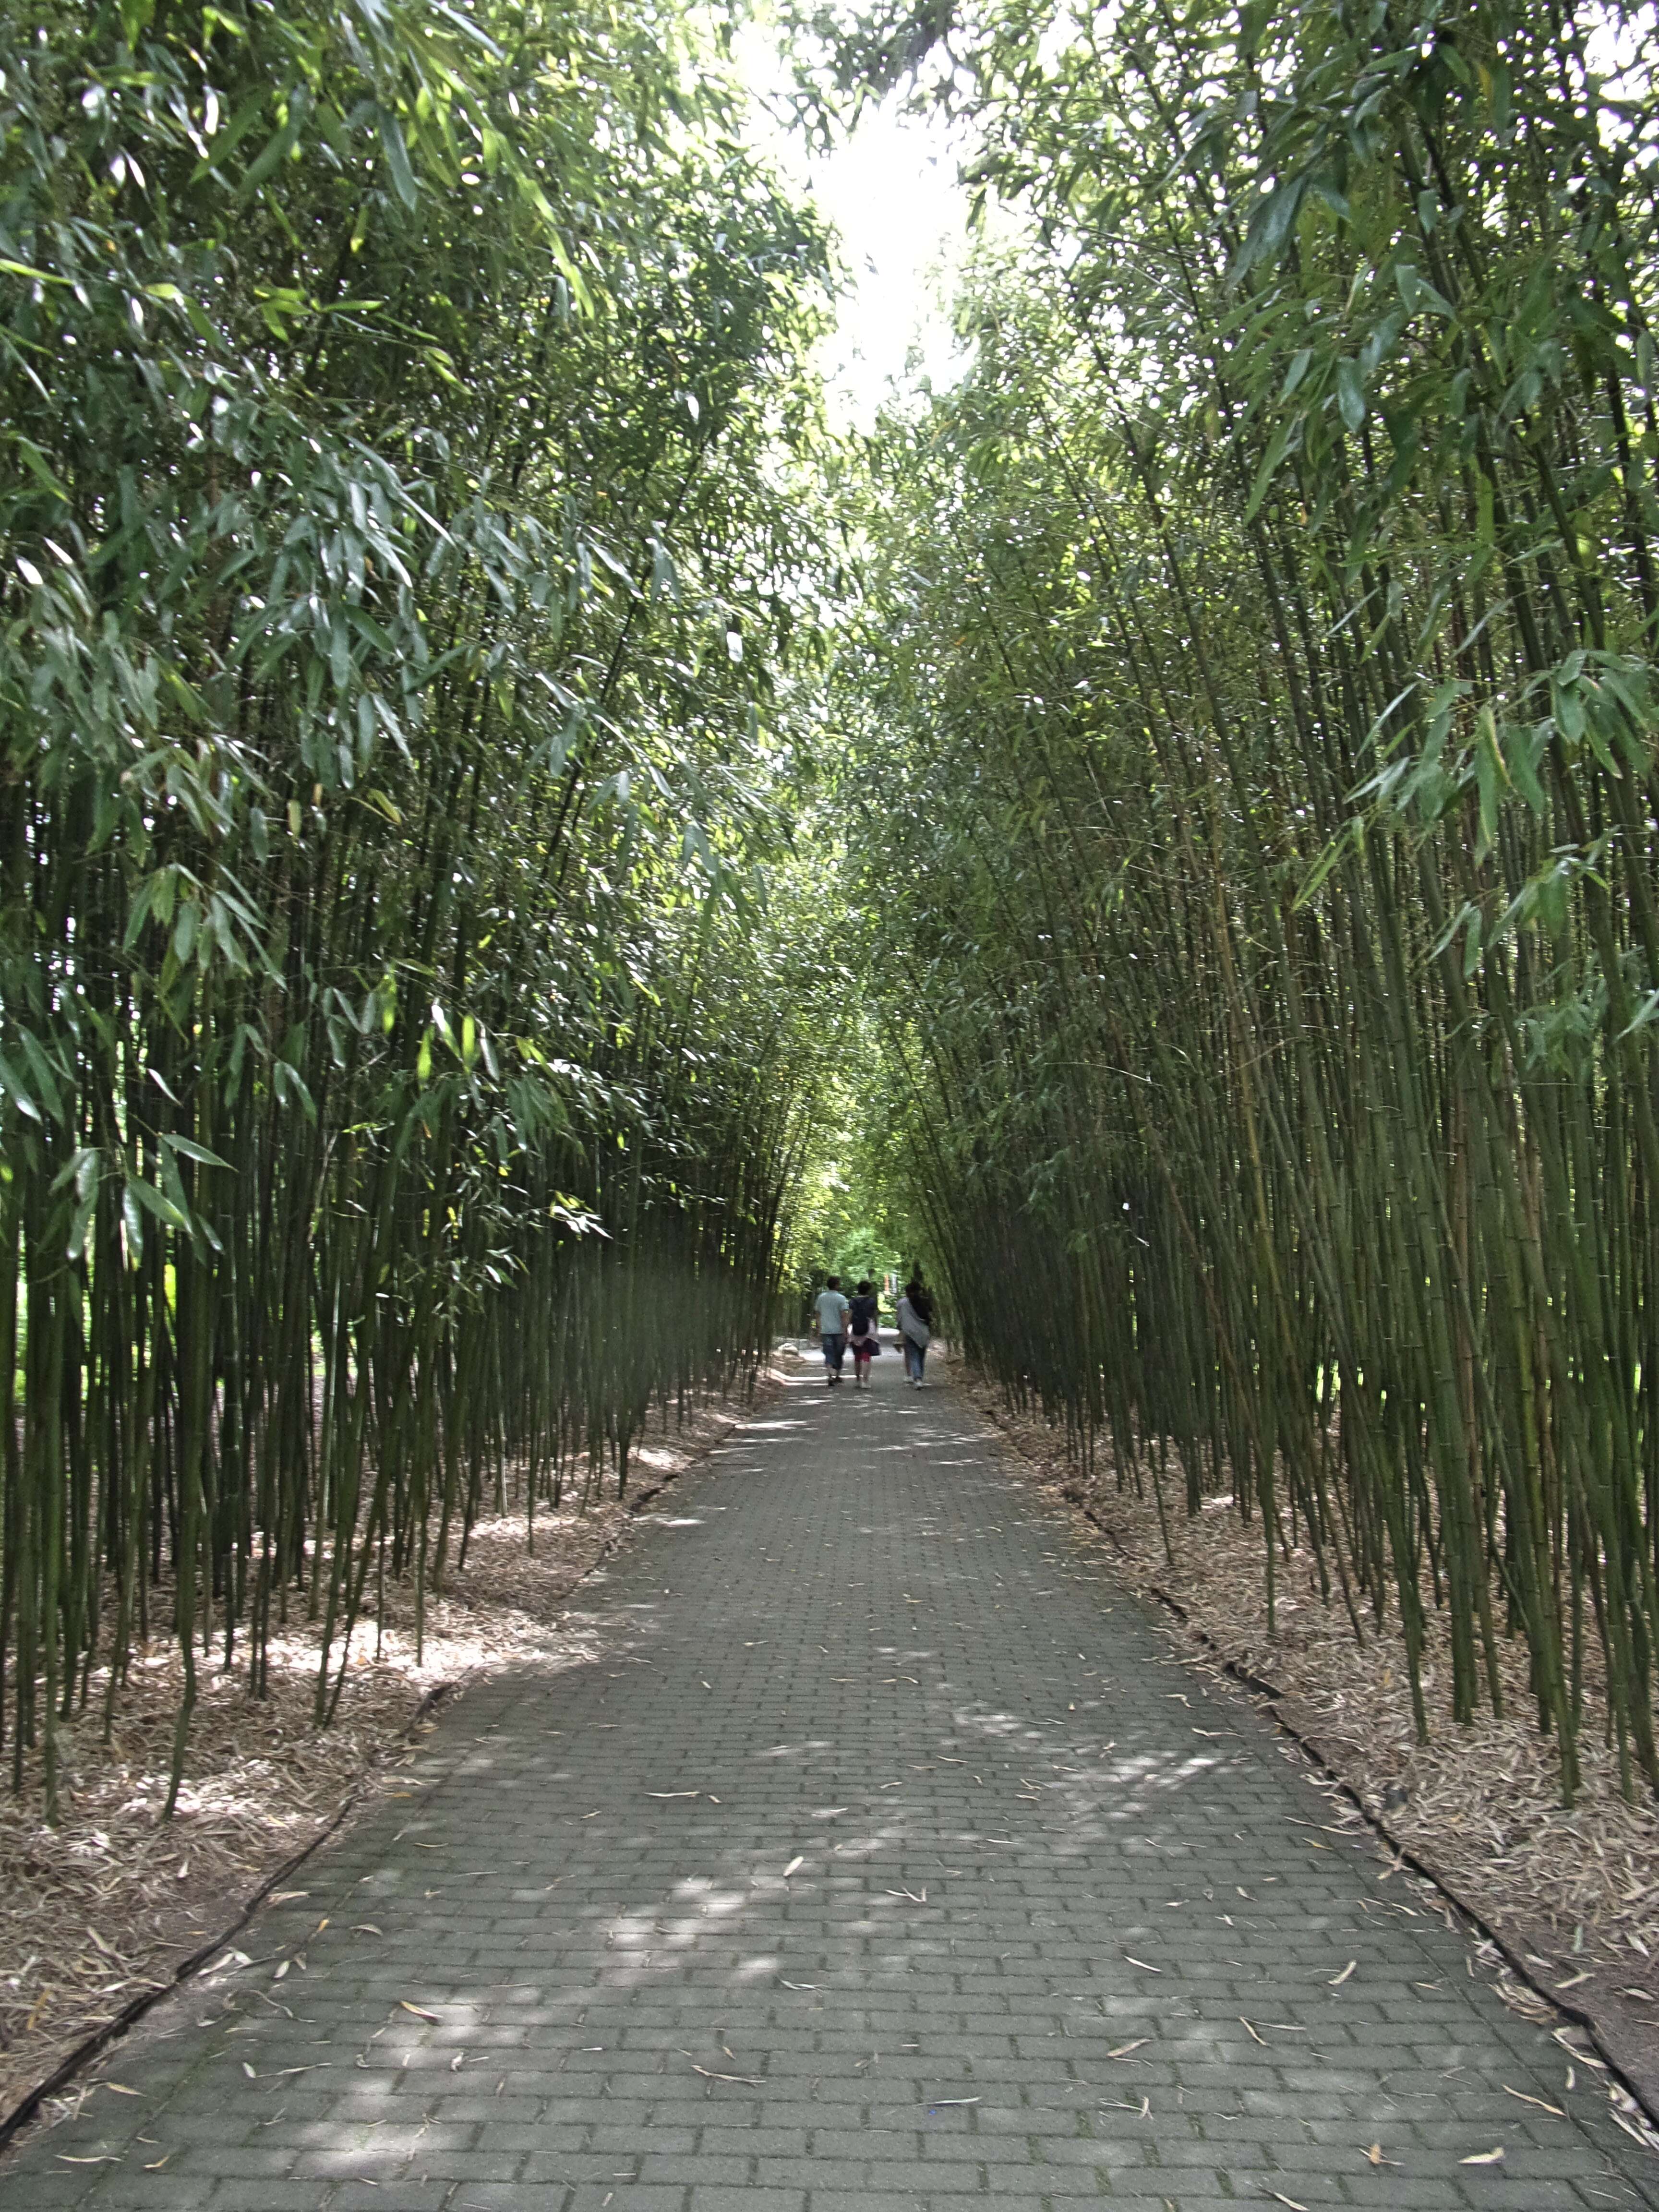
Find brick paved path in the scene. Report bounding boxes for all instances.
[6,1354,1657,2211]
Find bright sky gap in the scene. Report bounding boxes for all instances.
[736,26,970,432]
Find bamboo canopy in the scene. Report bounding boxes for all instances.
[834,0,1659,1804]
[0,0,830,1818]
[7,0,1659,1822]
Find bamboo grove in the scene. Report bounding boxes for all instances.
[0,0,837,1816]
[830,0,1659,1801]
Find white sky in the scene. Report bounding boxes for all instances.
[735,26,971,432]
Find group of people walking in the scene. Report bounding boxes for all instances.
[812,1275,935,1388]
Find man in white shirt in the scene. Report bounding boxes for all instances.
[815,1276,851,1386]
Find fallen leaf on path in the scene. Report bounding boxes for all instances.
[926,2096,980,2107]
[1267,2193,1308,2211]
[1608,2084,1659,2150]
[1503,2085,1564,2116]
[1239,2018,1267,2046]
[1106,2040,1148,2059]
[685,2061,765,2085]
[144,2155,171,2170]
[1329,1960,1356,1986]
[350,1924,383,1935]
[648,1791,699,1800]
[1363,2143,1398,2166]
[783,1856,804,1877]
[399,2001,440,2022]
[101,2083,140,2096]
[1125,1956,1162,1972]
[1460,2148,1504,2165]
[780,1979,817,1991]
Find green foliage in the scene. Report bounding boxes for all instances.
[829,0,1659,1805]
[764,863,934,1314]
[784,1121,908,1317]
[15,0,1659,1832]
[0,0,836,1813]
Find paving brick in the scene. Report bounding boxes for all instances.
[2,1359,1655,2212]
[204,2188,335,2212]
[326,2190,455,2212]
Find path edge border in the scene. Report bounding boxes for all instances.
[974,1389,1659,2142]
[0,1381,764,2157]
[1151,1579,1659,2130]
[0,1670,461,2158]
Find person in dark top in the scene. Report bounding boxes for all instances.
[896,1275,935,1384]
[847,1280,880,1389]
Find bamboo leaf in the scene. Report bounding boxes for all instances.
[1336,359,1367,433]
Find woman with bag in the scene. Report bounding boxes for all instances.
[847,1279,881,1389]
[896,1276,934,1386]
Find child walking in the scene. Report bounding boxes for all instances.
[847,1280,880,1388]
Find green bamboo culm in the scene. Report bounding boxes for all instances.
[0,0,832,1820]
[827,0,1659,1805]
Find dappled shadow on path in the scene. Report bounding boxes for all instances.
[9,1355,1654,2210]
